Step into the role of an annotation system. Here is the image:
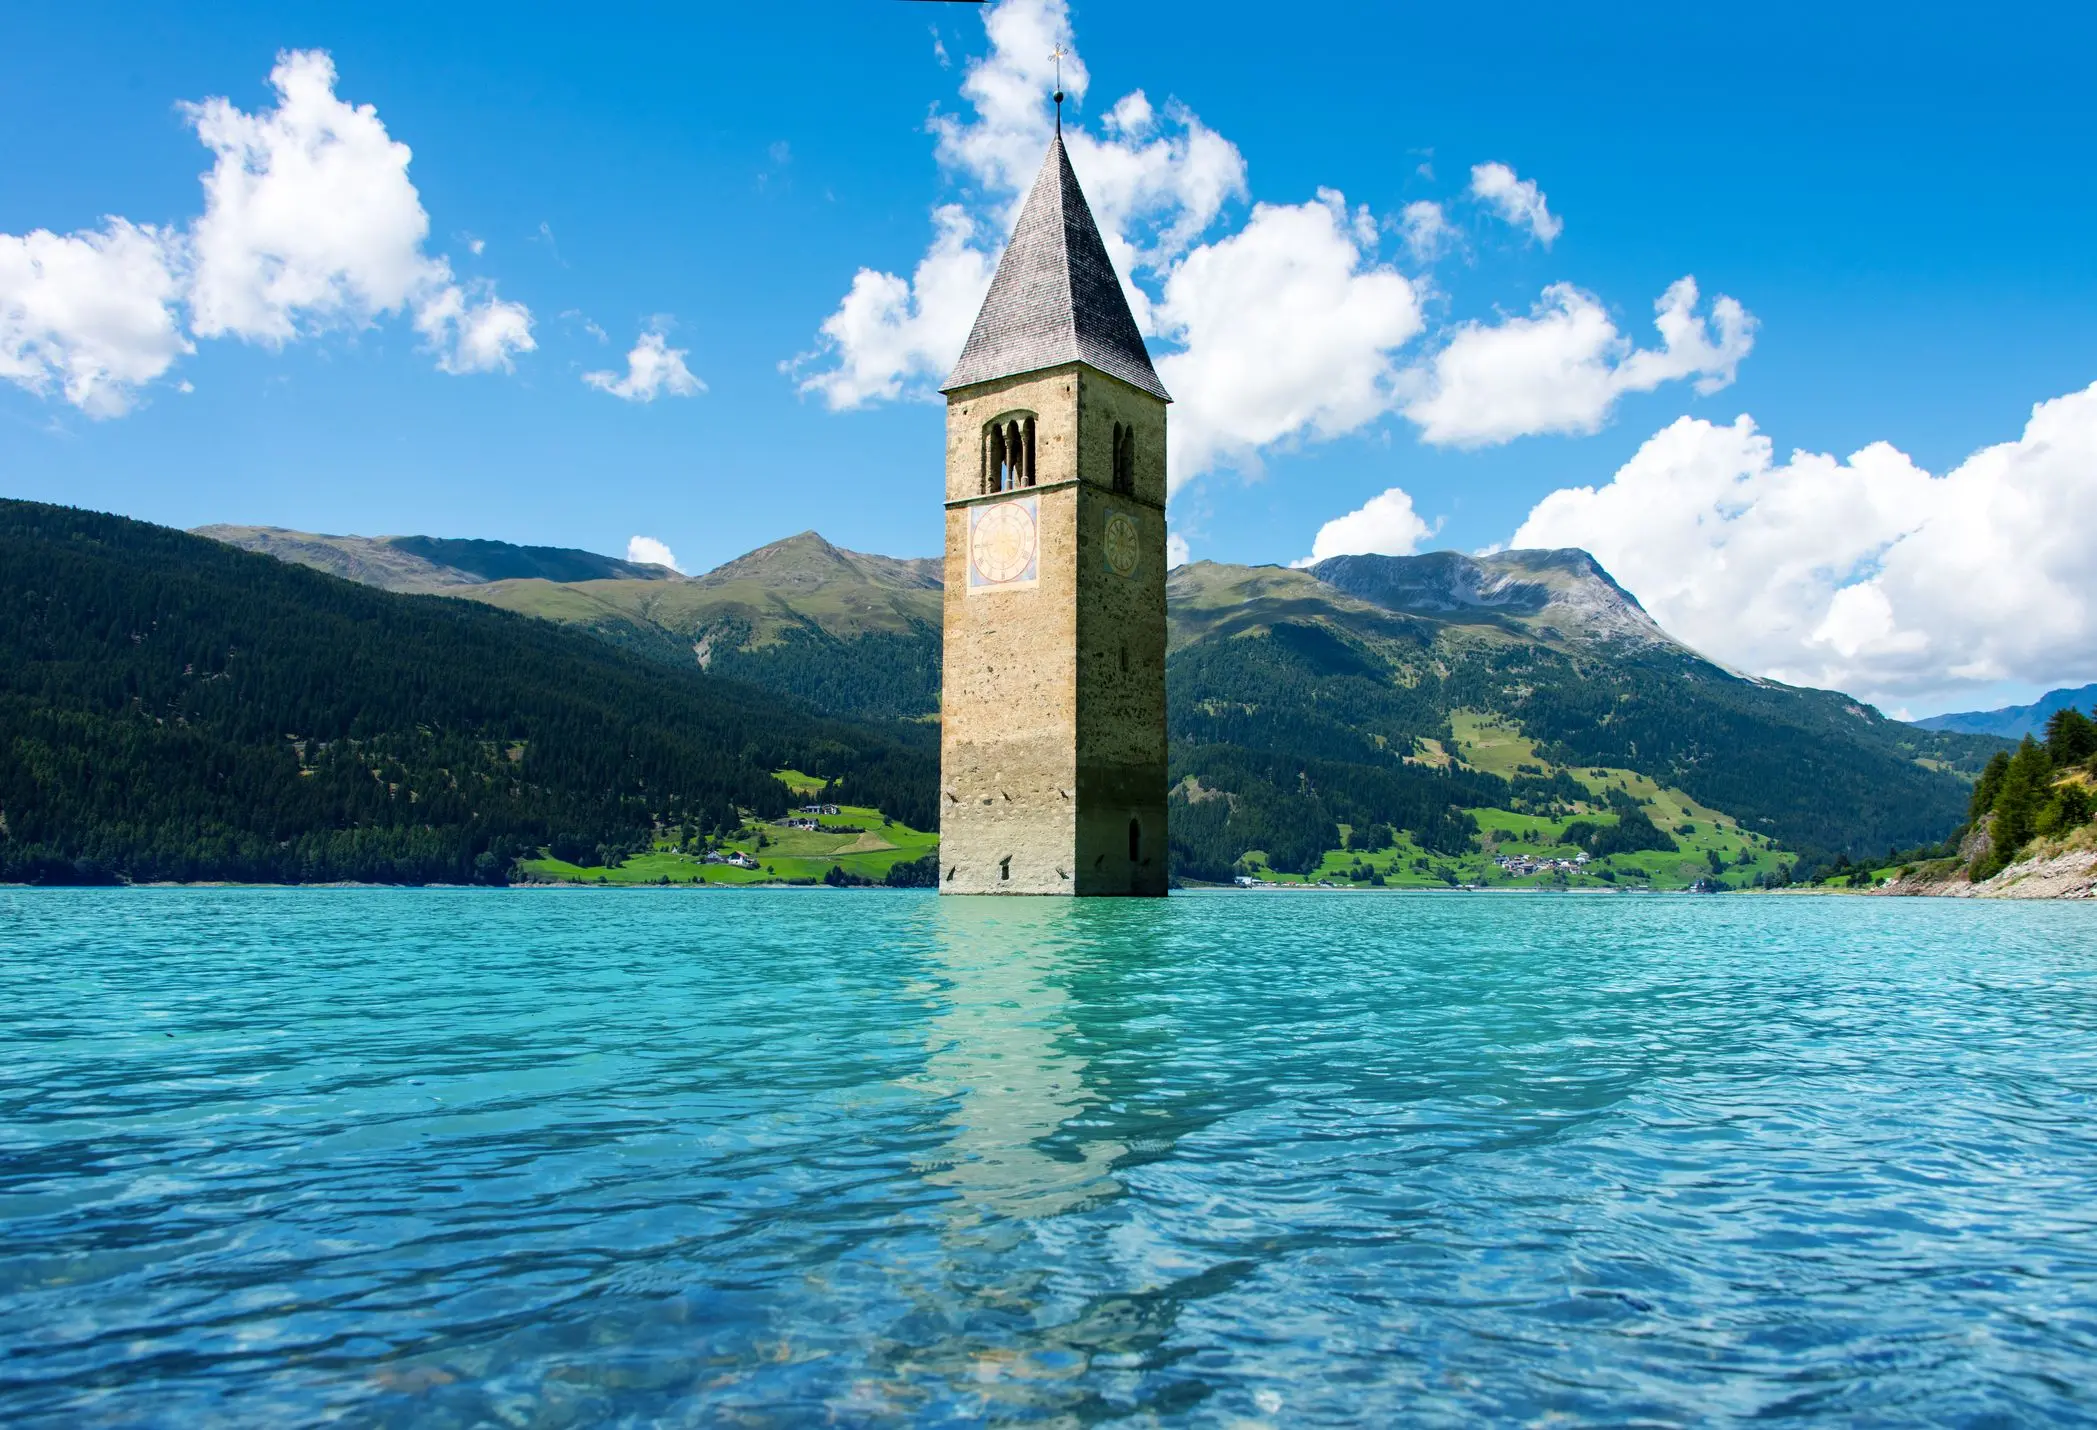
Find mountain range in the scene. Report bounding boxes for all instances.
[1912,685,2097,740]
[191,525,683,589]
[200,521,2003,872]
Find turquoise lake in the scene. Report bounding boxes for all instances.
[2,889,2094,1425]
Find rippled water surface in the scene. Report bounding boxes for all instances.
[3,889,2096,1426]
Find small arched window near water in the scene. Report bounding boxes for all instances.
[982,413,1037,494]
[1128,817,1141,863]
[1111,423,1135,494]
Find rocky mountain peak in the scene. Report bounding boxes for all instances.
[1308,548,1675,649]
[696,531,940,594]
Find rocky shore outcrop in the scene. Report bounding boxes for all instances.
[1878,826,2097,900]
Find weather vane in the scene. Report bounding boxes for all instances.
[1050,43,1067,129]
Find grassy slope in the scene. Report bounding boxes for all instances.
[517,774,936,886]
[1233,711,1787,890]
[459,574,942,646]
[194,527,677,593]
[191,526,479,592]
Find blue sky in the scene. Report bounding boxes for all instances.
[3,0,2094,714]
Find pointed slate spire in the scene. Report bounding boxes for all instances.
[942,134,1171,402]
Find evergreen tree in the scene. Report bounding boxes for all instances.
[1984,737,2053,872]
[1970,751,2012,821]
[2035,784,2093,839]
[2043,706,2097,766]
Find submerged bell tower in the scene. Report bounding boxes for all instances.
[937,117,1170,897]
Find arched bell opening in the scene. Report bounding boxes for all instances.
[981,411,1039,493]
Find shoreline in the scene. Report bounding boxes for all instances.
[10,852,2095,899]
[1875,844,2097,901]
[2,880,2082,899]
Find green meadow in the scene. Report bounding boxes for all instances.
[517,772,937,887]
[1229,711,1792,891]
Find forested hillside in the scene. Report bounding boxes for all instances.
[0,502,933,884]
[175,519,2009,885]
[207,526,950,724]
[1162,555,2003,877]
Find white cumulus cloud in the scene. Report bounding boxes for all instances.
[586,330,704,402]
[791,206,993,409]
[185,51,437,342]
[1293,486,1433,567]
[184,50,534,374]
[0,49,533,415]
[1065,96,1247,290]
[0,220,189,417]
[1404,277,1754,447]
[626,535,683,573]
[1469,162,1561,246]
[1155,191,1421,489]
[413,283,535,374]
[1510,381,2097,710]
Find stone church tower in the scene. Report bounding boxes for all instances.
[937,130,1170,897]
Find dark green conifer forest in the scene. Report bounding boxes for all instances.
[702,620,943,723]
[0,502,934,884]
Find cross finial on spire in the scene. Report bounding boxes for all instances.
[1049,43,1067,131]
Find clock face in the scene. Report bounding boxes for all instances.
[1103,509,1140,579]
[968,497,1039,590]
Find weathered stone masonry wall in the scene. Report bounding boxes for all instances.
[1073,368,1168,896]
[942,369,1079,894]
[939,363,1169,896]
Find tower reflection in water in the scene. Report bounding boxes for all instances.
[906,897,1128,1226]
[850,896,1249,1422]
